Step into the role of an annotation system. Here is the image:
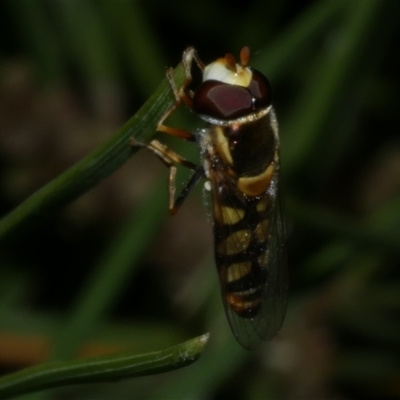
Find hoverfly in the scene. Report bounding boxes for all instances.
[132,47,288,350]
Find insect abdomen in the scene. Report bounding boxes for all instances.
[206,113,277,320]
[214,193,272,319]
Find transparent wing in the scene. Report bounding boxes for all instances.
[210,169,288,350]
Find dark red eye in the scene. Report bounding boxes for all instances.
[248,69,272,108]
[193,80,253,120]
[192,70,272,121]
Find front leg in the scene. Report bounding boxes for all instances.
[156,47,205,142]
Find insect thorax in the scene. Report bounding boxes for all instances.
[201,111,277,193]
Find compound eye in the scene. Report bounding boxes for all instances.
[248,69,272,109]
[193,80,253,120]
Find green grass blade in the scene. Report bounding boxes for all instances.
[0,333,209,399]
[0,63,186,242]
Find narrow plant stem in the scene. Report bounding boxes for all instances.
[0,334,209,399]
[0,65,186,242]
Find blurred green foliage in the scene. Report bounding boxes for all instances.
[1,0,400,399]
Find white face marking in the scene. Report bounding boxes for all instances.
[203,60,252,87]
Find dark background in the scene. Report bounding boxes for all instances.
[1,1,400,399]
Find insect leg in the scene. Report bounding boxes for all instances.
[130,139,202,214]
[156,68,195,141]
[170,166,204,215]
[156,102,195,142]
[156,47,205,142]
